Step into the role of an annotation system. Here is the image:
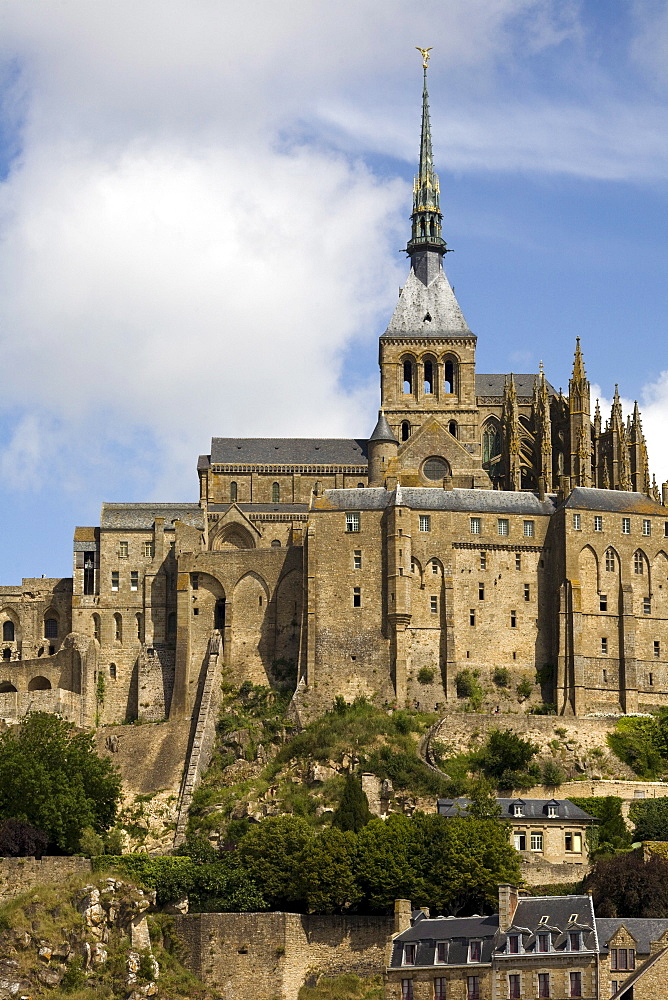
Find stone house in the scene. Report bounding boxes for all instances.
[437,798,596,866]
[385,885,599,1000]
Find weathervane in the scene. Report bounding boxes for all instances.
[416,46,432,69]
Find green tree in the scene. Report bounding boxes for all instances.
[607,717,664,778]
[585,850,668,917]
[0,712,121,853]
[472,729,539,789]
[629,798,668,842]
[331,774,372,833]
[297,827,360,913]
[238,815,313,909]
[569,796,630,855]
[355,814,417,912]
[467,779,502,819]
[414,814,520,914]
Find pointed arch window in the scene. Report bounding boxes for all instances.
[230,481,238,502]
[482,422,502,466]
[605,548,615,572]
[403,359,414,395]
[634,551,645,575]
[401,421,410,442]
[272,482,280,503]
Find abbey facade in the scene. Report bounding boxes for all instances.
[1,66,666,728]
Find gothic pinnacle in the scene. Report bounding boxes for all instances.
[571,337,586,383]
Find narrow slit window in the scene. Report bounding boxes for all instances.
[524,583,530,601]
[480,552,486,570]
[353,587,361,608]
[403,360,413,394]
[401,421,410,441]
[424,360,433,394]
[430,596,438,614]
[230,481,238,501]
[272,482,280,502]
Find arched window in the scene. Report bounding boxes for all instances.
[44,618,58,639]
[357,482,365,488]
[403,359,414,395]
[230,481,238,502]
[136,613,143,640]
[92,614,101,641]
[0,678,16,688]
[314,481,321,494]
[109,663,117,679]
[272,482,280,502]
[424,359,434,394]
[271,539,281,547]
[2,650,10,661]
[401,421,410,442]
[2,621,14,642]
[114,613,122,642]
[167,612,177,638]
[448,420,458,438]
[605,548,615,572]
[634,551,645,575]
[444,358,457,394]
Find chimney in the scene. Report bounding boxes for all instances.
[538,476,546,501]
[498,884,520,933]
[394,899,412,935]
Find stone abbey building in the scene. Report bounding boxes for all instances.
[0,63,667,728]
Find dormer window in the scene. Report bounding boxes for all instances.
[569,931,581,952]
[435,942,447,964]
[512,802,524,817]
[547,803,558,818]
[508,934,519,954]
[403,944,416,966]
[537,932,550,953]
[468,940,482,963]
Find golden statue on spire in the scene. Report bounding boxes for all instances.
[416,46,432,69]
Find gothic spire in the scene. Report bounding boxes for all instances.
[572,337,586,384]
[406,49,447,270]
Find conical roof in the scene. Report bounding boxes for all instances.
[369,411,398,443]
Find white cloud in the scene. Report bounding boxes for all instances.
[0,0,665,519]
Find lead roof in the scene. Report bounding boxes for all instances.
[207,438,369,465]
[317,487,557,516]
[476,374,556,397]
[564,487,666,515]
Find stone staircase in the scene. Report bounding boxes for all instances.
[173,631,222,847]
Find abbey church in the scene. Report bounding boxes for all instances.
[0,63,666,728]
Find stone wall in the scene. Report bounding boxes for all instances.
[175,910,394,1000]
[0,856,91,901]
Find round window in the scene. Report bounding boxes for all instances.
[422,457,450,481]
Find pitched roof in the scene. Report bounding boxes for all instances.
[596,917,668,955]
[100,503,204,530]
[437,798,596,822]
[512,895,597,951]
[208,438,368,466]
[389,914,499,968]
[476,374,557,397]
[564,487,665,515]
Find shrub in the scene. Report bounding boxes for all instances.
[541,760,565,787]
[607,717,664,778]
[493,668,510,688]
[455,670,483,710]
[569,796,631,855]
[417,667,435,685]
[529,703,557,715]
[629,798,668,842]
[516,678,533,700]
[473,729,539,781]
[0,818,48,857]
[60,957,86,993]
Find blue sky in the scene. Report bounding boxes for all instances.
[0,0,667,582]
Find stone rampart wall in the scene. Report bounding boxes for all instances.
[0,856,92,901]
[175,910,394,1000]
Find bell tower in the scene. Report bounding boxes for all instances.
[377,50,486,487]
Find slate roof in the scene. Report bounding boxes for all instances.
[596,918,668,955]
[389,914,499,968]
[437,798,596,822]
[564,487,666,515]
[100,504,204,530]
[208,438,368,465]
[498,896,597,955]
[476,374,557,397]
[318,487,557,516]
[369,411,398,444]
